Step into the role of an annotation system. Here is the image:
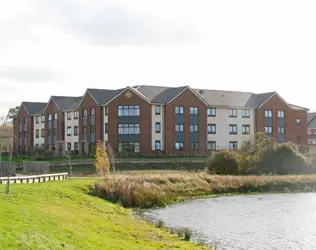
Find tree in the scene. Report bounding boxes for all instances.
[6,106,20,123]
[95,140,110,175]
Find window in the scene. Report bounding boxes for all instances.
[155,122,161,133]
[41,129,45,138]
[118,142,140,153]
[19,118,22,124]
[175,142,184,150]
[265,110,272,117]
[83,109,88,117]
[104,123,108,133]
[118,105,140,116]
[190,124,198,132]
[190,142,199,150]
[278,111,285,118]
[104,106,108,116]
[90,143,95,152]
[41,115,45,123]
[229,141,238,150]
[67,143,71,151]
[74,142,78,151]
[296,118,301,125]
[277,126,285,134]
[24,117,28,124]
[175,106,184,114]
[67,127,72,136]
[265,126,272,134]
[229,108,237,117]
[24,131,27,138]
[91,108,95,116]
[208,107,216,117]
[48,129,52,136]
[90,125,95,133]
[118,124,140,134]
[155,140,161,150]
[242,125,250,135]
[54,113,57,120]
[53,129,57,136]
[74,111,79,119]
[83,126,87,134]
[36,129,39,138]
[229,124,237,134]
[207,141,216,150]
[36,116,40,124]
[155,105,161,115]
[297,136,302,144]
[48,114,52,121]
[208,124,216,134]
[242,109,250,118]
[67,112,72,120]
[175,124,184,132]
[74,126,78,136]
[190,107,198,115]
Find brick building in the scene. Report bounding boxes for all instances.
[13,85,309,155]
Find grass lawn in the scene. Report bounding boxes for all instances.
[0,178,208,250]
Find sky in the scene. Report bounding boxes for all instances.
[1,0,316,116]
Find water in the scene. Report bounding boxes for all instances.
[142,193,316,249]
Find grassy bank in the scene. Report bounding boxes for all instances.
[92,173,316,208]
[0,179,208,249]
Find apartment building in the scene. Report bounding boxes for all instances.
[13,85,308,156]
[307,112,316,153]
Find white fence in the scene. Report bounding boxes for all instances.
[0,173,68,184]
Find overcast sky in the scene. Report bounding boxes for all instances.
[1,0,316,115]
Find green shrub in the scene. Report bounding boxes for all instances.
[207,150,239,175]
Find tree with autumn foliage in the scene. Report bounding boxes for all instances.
[95,140,110,175]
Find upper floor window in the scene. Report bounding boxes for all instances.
[208,124,216,134]
[175,124,184,132]
[104,106,108,116]
[229,124,237,134]
[83,126,87,134]
[175,106,184,114]
[36,116,40,124]
[83,109,88,117]
[74,111,79,119]
[155,122,161,133]
[90,125,95,133]
[118,124,140,134]
[296,118,301,125]
[74,126,78,136]
[278,111,285,118]
[91,108,95,116]
[118,105,140,116]
[208,107,216,117]
[24,117,28,124]
[54,113,57,120]
[41,115,45,123]
[48,114,52,121]
[67,112,72,120]
[242,109,250,118]
[265,110,272,118]
[190,107,198,115]
[277,126,285,134]
[229,108,237,118]
[242,125,250,134]
[155,105,161,115]
[190,124,198,132]
[67,127,72,136]
[104,123,108,133]
[265,126,272,134]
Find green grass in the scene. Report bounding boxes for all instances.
[0,179,208,249]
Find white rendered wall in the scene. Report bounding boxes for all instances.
[151,105,164,150]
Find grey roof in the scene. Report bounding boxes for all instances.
[87,88,125,105]
[253,92,276,108]
[135,85,188,103]
[51,96,82,111]
[308,112,316,124]
[23,102,47,116]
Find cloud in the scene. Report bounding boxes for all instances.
[33,0,197,47]
[0,66,63,82]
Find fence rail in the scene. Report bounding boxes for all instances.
[0,173,68,184]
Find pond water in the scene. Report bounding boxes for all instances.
[142,193,316,249]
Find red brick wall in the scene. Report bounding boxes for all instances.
[165,89,207,155]
[13,104,29,154]
[256,94,307,145]
[78,92,101,154]
[108,89,152,155]
[44,99,62,146]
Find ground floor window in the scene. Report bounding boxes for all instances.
[190,142,199,150]
[155,140,161,150]
[175,142,184,150]
[74,142,78,151]
[118,142,140,153]
[229,141,238,150]
[207,141,216,150]
[67,143,71,151]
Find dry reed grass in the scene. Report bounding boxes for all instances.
[91,172,316,208]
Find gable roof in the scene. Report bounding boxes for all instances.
[87,88,125,105]
[290,104,309,111]
[51,96,82,111]
[253,92,276,108]
[308,112,316,124]
[22,102,47,116]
